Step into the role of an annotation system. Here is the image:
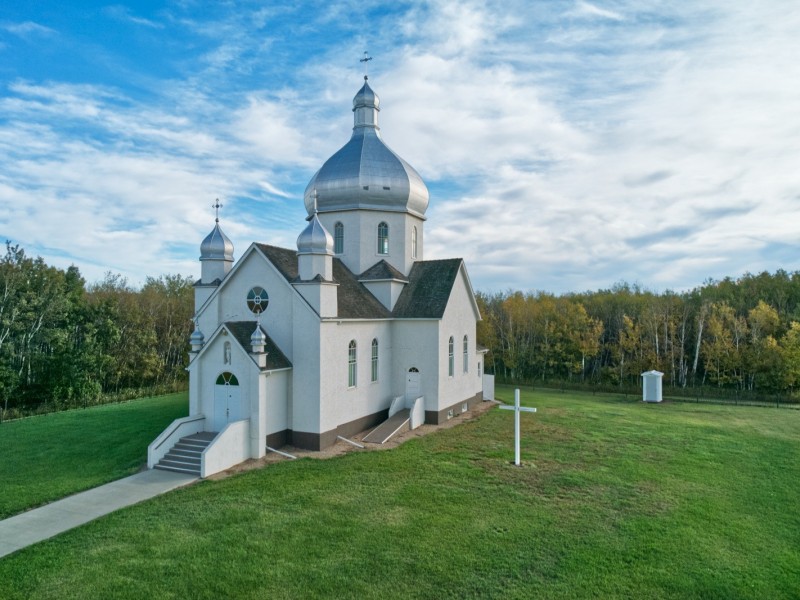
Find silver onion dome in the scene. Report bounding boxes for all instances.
[303,79,429,219]
[251,324,266,346]
[189,327,205,346]
[200,222,234,261]
[296,213,334,255]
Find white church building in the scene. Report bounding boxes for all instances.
[148,76,487,477]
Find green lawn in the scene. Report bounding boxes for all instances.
[0,393,188,519]
[0,386,798,599]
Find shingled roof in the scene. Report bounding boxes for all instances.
[359,259,408,282]
[255,244,391,319]
[225,321,292,370]
[392,259,463,318]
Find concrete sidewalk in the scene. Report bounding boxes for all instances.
[0,469,198,559]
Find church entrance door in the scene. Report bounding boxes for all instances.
[213,372,242,431]
[406,367,420,402]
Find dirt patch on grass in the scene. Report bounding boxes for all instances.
[206,400,500,480]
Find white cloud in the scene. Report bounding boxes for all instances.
[567,1,626,22]
[102,5,164,29]
[1,1,799,295]
[2,21,56,37]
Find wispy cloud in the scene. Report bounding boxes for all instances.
[567,1,626,22]
[102,5,164,29]
[2,21,56,37]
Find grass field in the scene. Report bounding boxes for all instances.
[0,392,188,519]
[0,386,798,599]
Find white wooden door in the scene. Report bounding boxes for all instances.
[406,368,420,401]
[213,372,241,431]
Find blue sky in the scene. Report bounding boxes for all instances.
[1,1,799,294]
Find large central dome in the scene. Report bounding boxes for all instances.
[303,79,429,219]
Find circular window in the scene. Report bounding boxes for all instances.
[247,286,269,314]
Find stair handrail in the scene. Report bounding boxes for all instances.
[147,414,206,469]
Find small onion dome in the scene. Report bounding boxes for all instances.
[190,327,205,350]
[353,80,380,110]
[251,324,266,348]
[296,214,334,255]
[200,222,234,261]
[304,80,429,219]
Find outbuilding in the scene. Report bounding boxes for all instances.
[641,370,664,402]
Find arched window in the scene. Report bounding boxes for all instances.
[348,340,357,388]
[411,226,418,259]
[371,338,379,382]
[448,336,454,377]
[215,372,239,386]
[463,335,469,373]
[377,222,389,254]
[334,222,344,254]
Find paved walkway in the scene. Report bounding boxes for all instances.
[0,469,198,559]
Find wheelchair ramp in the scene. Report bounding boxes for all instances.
[363,409,411,444]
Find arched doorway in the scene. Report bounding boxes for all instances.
[406,367,420,401]
[213,372,242,431]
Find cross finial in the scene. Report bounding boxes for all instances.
[212,198,223,223]
[360,51,372,80]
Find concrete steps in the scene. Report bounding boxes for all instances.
[154,432,217,476]
[363,409,410,444]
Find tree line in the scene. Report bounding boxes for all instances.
[478,271,800,399]
[0,243,194,419]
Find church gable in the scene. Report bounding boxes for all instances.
[256,243,391,319]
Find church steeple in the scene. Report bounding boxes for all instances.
[302,68,429,277]
[199,199,234,284]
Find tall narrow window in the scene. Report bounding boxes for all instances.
[334,222,344,254]
[463,335,469,373]
[411,226,418,259]
[371,338,379,382]
[448,336,454,377]
[377,222,389,254]
[348,340,357,387]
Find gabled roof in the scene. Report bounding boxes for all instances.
[255,244,391,319]
[225,321,292,370]
[359,259,408,282]
[392,259,463,318]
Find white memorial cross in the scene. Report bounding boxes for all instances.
[499,388,537,466]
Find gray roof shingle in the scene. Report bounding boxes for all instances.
[392,259,463,318]
[359,260,408,282]
[225,321,292,370]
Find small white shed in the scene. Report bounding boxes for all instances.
[641,370,664,402]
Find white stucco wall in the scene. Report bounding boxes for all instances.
[318,211,424,276]
[317,319,395,434]
[291,294,322,435]
[437,266,481,411]
[265,369,290,436]
[391,319,440,414]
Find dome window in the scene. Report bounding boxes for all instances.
[412,226,418,259]
[377,222,389,255]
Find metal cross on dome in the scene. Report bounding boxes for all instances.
[499,389,537,466]
[360,51,372,80]
[212,198,223,223]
